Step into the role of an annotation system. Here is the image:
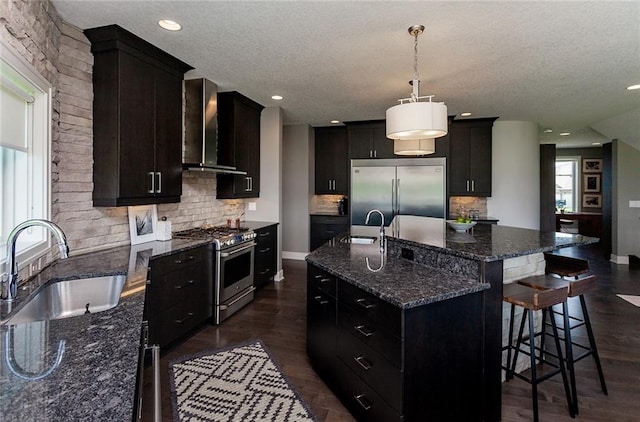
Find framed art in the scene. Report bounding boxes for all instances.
[128,205,158,245]
[583,174,601,193]
[582,194,602,208]
[582,159,602,173]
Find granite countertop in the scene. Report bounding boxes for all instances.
[0,220,279,420]
[305,227,490,310]
[386,216,599,263]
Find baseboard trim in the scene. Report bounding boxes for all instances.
[610,254,630,265]
[274,269,285,282]
[282,251,308,261]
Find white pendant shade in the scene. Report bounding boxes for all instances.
[393,138,435,156]
[386,101,448,140]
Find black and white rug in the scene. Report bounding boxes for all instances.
[169,340,317,422]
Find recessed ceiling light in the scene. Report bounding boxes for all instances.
[592,142,601,146]
[543,128,553,133]
[559,132,571,136]
[158,20,181,31]
[460,112,472,117]
[626,84,640,90]
[331,120,340,124]
[271,95,283,100]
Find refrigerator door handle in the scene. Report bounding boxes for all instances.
[396,178,401,215]
[391,179,396,216]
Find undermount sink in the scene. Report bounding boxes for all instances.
[2,275,126,326]
[340,235,377,245]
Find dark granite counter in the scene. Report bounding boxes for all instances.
[0,237,210,421]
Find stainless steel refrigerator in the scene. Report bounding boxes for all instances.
[350,158,446,226]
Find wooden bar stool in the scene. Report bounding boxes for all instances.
[544,252,590,279]
[502,282,574,422]
[517,272,608,415]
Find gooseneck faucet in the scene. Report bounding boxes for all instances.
[2,219,69,301]
[365,209,385,252]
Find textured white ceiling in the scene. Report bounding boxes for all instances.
[51,1,640,148]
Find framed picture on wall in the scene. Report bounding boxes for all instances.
[128,205,158,245]
[582,158,602,173]
[583,174,601,193]
[582,194,602,208]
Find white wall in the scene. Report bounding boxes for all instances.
[246,107,283,276]
[611,139,640,263]
[282,124,313,259]
[488,121,540,229]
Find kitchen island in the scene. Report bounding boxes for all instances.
[305,216,598,422]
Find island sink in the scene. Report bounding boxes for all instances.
[2,275,126,325]
[339,235,377,244]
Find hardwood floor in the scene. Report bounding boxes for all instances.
[144,246,639,421]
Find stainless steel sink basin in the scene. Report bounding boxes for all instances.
[2,275,126,325]
[340,235,377,245]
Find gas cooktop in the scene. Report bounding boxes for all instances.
[173,225,256,249]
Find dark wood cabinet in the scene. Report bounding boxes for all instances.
[216,91,264,199]
[449,118,497,196]
[310,215,349,251]
[85,25,192,207]
[347,121,395,159]
[254,224,278,289]
[314,127,348,195]
[147,245,212,349]
[307,262,486,422]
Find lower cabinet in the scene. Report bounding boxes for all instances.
[310,215,349,251]
[254,224,278,289]
[307,263,487,422]
[146,244,212,349]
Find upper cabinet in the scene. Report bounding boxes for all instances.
[448,118,497,197]
[315,126,348,195]
[347,120,394,159]
[85,25,192,207]
[216,92,264,199]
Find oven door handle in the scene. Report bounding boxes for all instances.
[220,242,256,258]
[219,286,256,310]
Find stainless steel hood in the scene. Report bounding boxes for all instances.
[182,78,246,174]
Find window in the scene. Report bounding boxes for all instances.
[1,40,52,273]
[555,157,580,213]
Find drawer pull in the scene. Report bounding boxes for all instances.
[259,247,271,253]
[354,325,374,337]
[314,295,329,305]
[353,356,372,370]
[174,255,195,265]
[356,298,375,309]
[175,312,195,324]
[259,232,271,237]
[175,280,196,289]
[354,394,372,411]
[260,269,271,275]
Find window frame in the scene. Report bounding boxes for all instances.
[1,39,53,275]
[555,156,581,213]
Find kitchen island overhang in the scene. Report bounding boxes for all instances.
[305,216,598,422]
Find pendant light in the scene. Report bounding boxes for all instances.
[386,25,448,155]
[393,138,435,156]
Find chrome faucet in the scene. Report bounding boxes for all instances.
[365,209,385,251]
[2,219,69,301]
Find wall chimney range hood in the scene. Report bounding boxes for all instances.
[183,78,246,174]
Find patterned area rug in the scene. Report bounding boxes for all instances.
[169,340,317,422]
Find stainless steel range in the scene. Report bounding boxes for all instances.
[174,225,257,324]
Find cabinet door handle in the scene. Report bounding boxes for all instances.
[354,394,372,411]
[373,150,377,158]
[249,176,253,191]
[369,150,372,158]
[314,295,329,305]
[353,356,372,370]
[156,172,162,193]
[175,279,195,290]
[355,298,374,309]
[174,255,195,265]
[354,325,374,337]
[175,312,194,324]
[466,180,470,192]
[471,180,475,192]
[148,172,155,194]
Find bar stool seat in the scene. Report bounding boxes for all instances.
[516,272,607,415]
[544,252,590,279]
[502,282,574,422]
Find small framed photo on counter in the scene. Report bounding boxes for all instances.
[582,158,602,173]
[583,194,602,208]
[128,204,158,245]
[584,174,601,193]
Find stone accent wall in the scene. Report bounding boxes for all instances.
[310,194,345,215]
[2,0,246,266]
[449,196,488,219]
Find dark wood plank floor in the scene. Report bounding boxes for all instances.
[144,245,640,421]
